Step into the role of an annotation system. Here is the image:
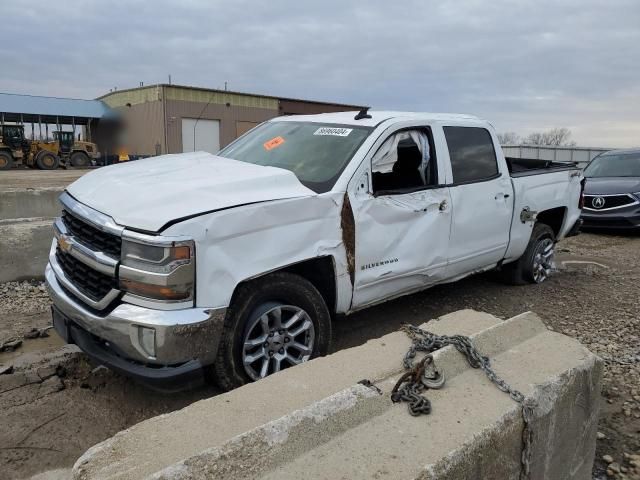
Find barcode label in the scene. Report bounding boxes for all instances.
[313,127,353,137]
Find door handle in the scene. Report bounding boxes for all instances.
[495,193,510,199]
[439,200,448,211]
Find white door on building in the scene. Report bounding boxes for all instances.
[182,118,220,154]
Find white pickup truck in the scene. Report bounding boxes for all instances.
[46,110,584,391]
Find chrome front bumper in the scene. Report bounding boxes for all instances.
[45,263,226,367]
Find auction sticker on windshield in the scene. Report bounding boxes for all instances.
[263,136,286,151]
[313,127,353,137]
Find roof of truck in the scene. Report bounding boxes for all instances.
[273,110,484,127]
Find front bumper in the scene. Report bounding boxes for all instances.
[580,210,640,230]
[46,263,226,390]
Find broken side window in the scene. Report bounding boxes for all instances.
[371,129,435,194]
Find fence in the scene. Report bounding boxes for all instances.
[502,145,612,169]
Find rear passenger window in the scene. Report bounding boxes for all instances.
[443,127,499,183]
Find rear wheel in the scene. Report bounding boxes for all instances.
[36,152,60,170]
[210,272,332,391]
[500,223,556,285]
[0,151,13,170]
[70,151,90,167]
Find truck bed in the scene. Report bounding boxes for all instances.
[506,157,580,177]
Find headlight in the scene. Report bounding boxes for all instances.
[119,235,195,303]
[121,241,192,273]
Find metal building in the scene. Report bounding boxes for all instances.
[0,92,114,142]
[98,84,365,156]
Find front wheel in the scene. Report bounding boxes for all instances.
[70,152,90,167]
[500,223,556,285]
[210,272,332,391]
[36,152,60,170]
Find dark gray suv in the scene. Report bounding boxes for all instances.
[581,149,640,230]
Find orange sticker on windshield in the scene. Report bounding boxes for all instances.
[263,136,285,151]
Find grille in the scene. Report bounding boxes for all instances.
[584,194,636,210]
[55,247,115,301]
[62,210,121,258]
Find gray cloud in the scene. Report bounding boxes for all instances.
[1,0,639,146]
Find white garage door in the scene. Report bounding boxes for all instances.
[181,118,220,154]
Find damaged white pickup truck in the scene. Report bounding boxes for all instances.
[46,110,584,391]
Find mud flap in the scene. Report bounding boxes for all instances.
[51,306,72,343]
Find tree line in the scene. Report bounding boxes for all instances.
[497,128,576,147]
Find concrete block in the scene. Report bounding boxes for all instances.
[73,311,602,480]
[0,218,52,282]
[0,188,62,221]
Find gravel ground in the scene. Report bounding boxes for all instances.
[0,232,638,479]
[0,281,52,350]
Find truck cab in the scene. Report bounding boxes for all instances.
[0,124,30,169]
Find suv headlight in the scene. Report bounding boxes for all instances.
[119,235,195,302]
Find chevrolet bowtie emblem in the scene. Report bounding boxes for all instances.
[58,235,72,253]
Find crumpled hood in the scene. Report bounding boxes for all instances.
[584,177,640,195]
[66,152,315,232]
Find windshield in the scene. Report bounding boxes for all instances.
[584,153,640,178]
[218,121,372,193]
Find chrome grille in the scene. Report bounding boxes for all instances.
[55,247,115,302]
[61,210,121,258]
[584,194,637,211]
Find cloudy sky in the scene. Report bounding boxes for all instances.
[2,0,639,146]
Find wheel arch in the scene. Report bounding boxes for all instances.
[536,207,566,238]
[230,256,338,316]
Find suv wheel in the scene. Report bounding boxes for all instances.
[210,272,331,391]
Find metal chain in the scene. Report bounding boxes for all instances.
[395,324,535,480]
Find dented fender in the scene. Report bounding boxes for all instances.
[163,193,353,313]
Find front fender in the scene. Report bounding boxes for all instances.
[162,194,352,312]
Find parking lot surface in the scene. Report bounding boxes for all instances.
[1,232,639,479]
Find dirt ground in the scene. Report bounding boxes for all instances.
[1,232,639,479]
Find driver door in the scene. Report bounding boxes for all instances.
[348,125,452,309]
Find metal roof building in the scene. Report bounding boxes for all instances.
[99,84,365,156]
[0,92,113,125]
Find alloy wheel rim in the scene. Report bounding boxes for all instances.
[242,303,315,381]
[532,238,554,283]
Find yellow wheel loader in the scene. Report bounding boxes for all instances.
[0,125,99,170]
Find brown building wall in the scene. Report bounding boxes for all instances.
[99,84,365,156]
[164,100,278,153]
[116,101,166,156]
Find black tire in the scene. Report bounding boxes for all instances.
[499,223,556,285]
[210,272,332,391]
[36,152,60,170]
[0,151,13,170]
[70,151,90,167]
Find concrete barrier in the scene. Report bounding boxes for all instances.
[0,187,61,282]
[0,187,63,220]
[73,310,602,480]
[0,218,52,282]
